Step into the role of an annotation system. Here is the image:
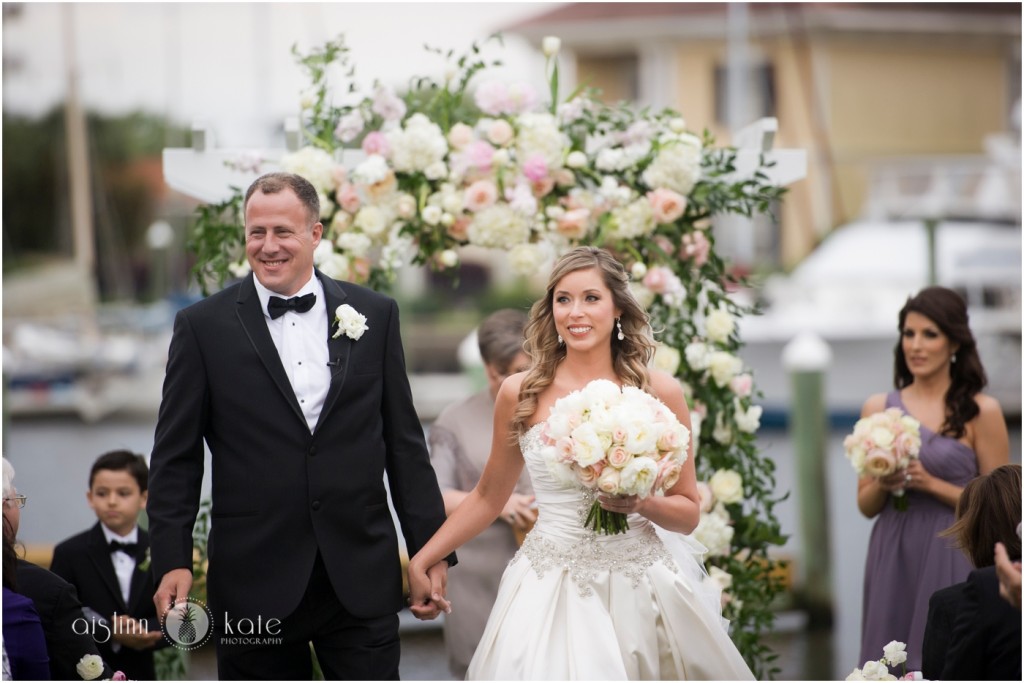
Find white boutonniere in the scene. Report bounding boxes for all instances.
[333,304,368,341]
[76,654,104,680]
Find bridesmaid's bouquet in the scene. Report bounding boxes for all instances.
[843,408,921,511]
[539,379,690,534]
[847,640,922,680]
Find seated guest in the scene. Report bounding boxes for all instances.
[3,522,49,679]
[922,463,1021,680]
[3,458,113,681]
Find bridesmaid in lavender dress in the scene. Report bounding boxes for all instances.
[856,287,1009,670]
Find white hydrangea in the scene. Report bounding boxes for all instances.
[467,205,531,250]
[335,231,372,257]
[508,242,549,277]
[516,112,568,169]
[693,503,734,557]
[641,134,703,195]
[387,113,448,173]
[607,197,655,240]
[280,146,338,195]
[352,154,391,185]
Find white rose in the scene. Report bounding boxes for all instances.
[846,669,866,681]
[438,249,459,268]
[652,344,681,376]
[630,262,648,280]
[882,641,907,666]
[712,413,733,445]
[542,36,562,58]
[693,504,733,557]
[396,193,417,220]
[860,660,891,681]
[354,205,388,237]
[733,399,763,434]
[685,342,712,371]
[336,231,372,257]
[76,654,104,681]
[424,161,448,180]
[705,307,735,344]
[566,150,588,169]
[707,566,733,592]
[421,205,443,226]
[709,469,743,504]
[708,351,742,387]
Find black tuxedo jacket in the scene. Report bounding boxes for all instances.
[15,559,114,681]
[938,565,1022,680]
[50,523,160,680]
[148,272,452,622]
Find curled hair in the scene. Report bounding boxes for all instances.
[943,464,1021,568]
[512,247,656,435]
[894,286,986,439]
[244,172,321,226]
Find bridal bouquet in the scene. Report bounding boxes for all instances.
[843,408,921,511]
[539,379,690,535]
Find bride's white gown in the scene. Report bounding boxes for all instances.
[466,425,755,681]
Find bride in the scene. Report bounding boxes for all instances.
[408,246,754,680]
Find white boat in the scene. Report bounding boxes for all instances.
[739,218,1022,420]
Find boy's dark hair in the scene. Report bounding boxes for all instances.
[89,450,149,493]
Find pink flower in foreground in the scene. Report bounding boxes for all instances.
[465,140,496,172]
[336,183,361,214]
[681,230,711,267]
[730,373,753,398]
[557,208,591,239]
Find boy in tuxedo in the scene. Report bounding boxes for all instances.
[50,450,163,679]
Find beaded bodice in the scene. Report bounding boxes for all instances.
[511,424,677,596]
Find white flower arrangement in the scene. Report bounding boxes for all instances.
[847,641,922,681]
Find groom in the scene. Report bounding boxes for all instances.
[148,172,454,679]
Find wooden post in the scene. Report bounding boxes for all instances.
[782,331,834,628]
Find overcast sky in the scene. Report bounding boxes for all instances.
[2,2,552,147]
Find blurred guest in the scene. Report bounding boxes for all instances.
[428,309,535,677]
[4,513,49,680]
[3,458,113,681]
[922,464,1021,680]
[856,287,1009,669]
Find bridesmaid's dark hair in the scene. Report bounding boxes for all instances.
[894,286,986,439]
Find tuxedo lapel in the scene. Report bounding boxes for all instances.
[126,530,150,615]
[87,524,128,612]
[316,272,351,432]
[235,274,307,427]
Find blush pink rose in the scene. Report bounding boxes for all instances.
[607,445,631,469]
[448,122,475,150]
[864,448,897,477]
[350,257,371,283]
[648,188,687,223]
[336,182,361,214]
[556,436,575,462]
[895,432,918,458]
[696,481,714,512]
[642,266,674,294]
[657,427,681,452]
[681,230,711,267]
[692,401,708,419]
[655,458,682,492]
[556,208,591,239]
[531,177,556,198]
[361,131,390,157]
[730,373,753,398]
[487,119,515,146]
[464,179,499,212]
[575,463,603,488]
[447,216,471,241]
[654,234,676,257]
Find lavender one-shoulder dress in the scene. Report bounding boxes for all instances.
[858,391,976,670]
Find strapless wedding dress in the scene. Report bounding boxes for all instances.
[466,425,755,680]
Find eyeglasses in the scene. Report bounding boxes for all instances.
[4,495,27,509]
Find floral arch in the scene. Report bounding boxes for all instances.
[185,36,792,677]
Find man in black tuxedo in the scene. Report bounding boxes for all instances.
[148,172,454,679]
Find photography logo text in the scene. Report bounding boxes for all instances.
[160,598,213,651]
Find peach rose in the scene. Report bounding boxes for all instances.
[864,448,897,477]
[336,182,361,214]
[556,208,591,239]
[464,179,499,212]
[648,187,687,224]
[607,445,631,469]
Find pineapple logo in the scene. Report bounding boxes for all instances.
[161,598,213,651]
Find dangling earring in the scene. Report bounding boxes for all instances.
[951,353,957,364]
[557,334,564,345]
[616,318,625,341]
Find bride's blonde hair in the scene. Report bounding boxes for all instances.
[512,247,656,435]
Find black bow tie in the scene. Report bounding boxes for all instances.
[109,540,138,556]
[267,293,316,319]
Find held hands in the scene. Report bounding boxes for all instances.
[500,493,537,531]
[407,559,451,621]
[876,461,931,494]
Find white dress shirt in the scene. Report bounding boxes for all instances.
[253,273,331,432]
[100,524,139,605]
